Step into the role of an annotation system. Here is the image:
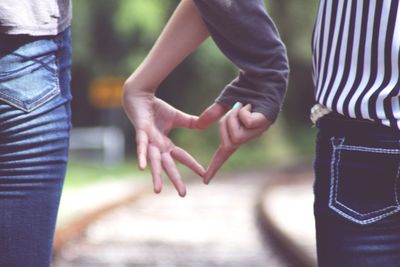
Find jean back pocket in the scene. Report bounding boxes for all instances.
[0,37,60,112]
[329,137,400,225]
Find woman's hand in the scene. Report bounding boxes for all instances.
[121,0,210,197]
[123,85,205,197]
[196,102,272,184]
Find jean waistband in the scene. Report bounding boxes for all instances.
[317,113,400,137]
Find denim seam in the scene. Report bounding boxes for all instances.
[395,140,400,206]
[395,144,400,206]
[337,145,400,154]
[329,137,344,221]
[0,62,37,78]
[12,52,55,72]
[0,52,57,80]
[0,89,60,113]
[54,39,62,102]
[329,137,400,224]
[329,205,400,225]
[335,201,398,216]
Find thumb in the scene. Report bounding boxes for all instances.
[173,109,200,129]
[195,103,229,130]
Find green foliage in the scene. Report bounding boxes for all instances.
[266,0,319,125]
[267,0,319,61]
[113,0,168,40]
[71,1,92,66]
[64,160,143,189]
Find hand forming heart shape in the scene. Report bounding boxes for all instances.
[123,87,271,197]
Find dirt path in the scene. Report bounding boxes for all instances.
[53,171,297,267]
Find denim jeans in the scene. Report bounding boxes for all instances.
[0,29,71,267]
[314,113,400,267]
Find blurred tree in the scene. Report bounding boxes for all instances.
[267,0,319,126]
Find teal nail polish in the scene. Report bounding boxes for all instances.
[232,102,241,110]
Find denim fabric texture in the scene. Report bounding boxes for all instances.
[314,113,400,267]
[0,29,71,267]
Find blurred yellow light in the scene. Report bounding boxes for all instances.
[89,77,125,108]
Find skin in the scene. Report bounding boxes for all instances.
[197,103,271,184]
[123,0,271,197]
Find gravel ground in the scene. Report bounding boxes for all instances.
[53,171,297,267]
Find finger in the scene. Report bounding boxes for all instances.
[226,104,244,145]
[136,129,148,170]
[196,103,229,130]
[237,126,267,142]
[218,116,235,150]
[231,122,269,145]
[161,152,186,197]
[173,110,199,129]
[171,146,206,177]
[204,145,236,184]
[238,104,270,129]
[148,144,163,194]
[228,118,268,146]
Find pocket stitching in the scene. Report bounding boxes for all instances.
[0,88,60,112]
[0,56,61,112]
[329,137,400,224]
[337,144,400,154]
[329,205,400,225]
[335,198,398,216]
[335,143,400,214]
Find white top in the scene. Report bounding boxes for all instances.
[0,0,71,36]
[313,0,400,129]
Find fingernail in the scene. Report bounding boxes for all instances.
[139,156,146,170]
[232,102,241,110]
[154,183,162,194]
[139,162,145,171]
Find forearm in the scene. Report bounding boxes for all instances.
[124,0,209,93]
[193,0,289,122]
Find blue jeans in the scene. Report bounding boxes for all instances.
[314,113,400,266]
[0,29,71,267]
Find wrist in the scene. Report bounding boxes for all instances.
[123,75,156,97]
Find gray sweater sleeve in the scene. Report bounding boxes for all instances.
[193,0,289,122]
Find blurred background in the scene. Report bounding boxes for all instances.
[54,1,320,266]
[65,0,318,185]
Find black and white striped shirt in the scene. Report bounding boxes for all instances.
[313,0,400,128]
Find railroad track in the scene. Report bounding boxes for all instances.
[52,167,314,267]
